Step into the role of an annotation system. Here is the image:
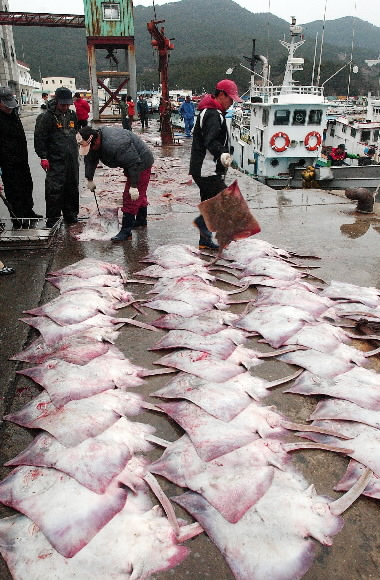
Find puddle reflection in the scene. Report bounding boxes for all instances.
[340,215,380,238]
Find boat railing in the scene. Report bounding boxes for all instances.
[250,85,324,99]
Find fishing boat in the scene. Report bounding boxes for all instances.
[230,18,380,194]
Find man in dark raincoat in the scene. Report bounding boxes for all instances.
[0,86,40,228]
[189,79,242,249]
[34,87,79,228]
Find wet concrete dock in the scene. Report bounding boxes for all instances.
[0,113,379,579]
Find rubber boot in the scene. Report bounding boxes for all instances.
[133,206,148,228]
[111,212,135,242]
[193,215,219,250]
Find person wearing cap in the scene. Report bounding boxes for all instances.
[328,143,359,166]
[34,87,79,227]
[137,95,149,129]
[73,92,90,129]
[76,125,154,242]
[189,79,242,249]
[179,95,196,137]
[0,86,41,228]
[358,147,377,166]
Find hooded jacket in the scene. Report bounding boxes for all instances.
[189,94,229,178]
[74,97,90,121]
[84,126,154,187]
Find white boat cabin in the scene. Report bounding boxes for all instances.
[230,18,329,183]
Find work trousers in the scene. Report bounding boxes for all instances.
[45,156,79,220]
[192,174,227,202]
[122,167,151,215]
[1,160,34,217]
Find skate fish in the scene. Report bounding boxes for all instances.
[24,288,134,325]
[278,346,367,378]
[5,418,155,493]
[74,206,120,241]
[234,305,314,348]
[17,354,145,408]
[238,257,302,281]
[10,328,122,365]
[284,322,351,353]
[143,298,218,318]
[285,367,380,410]
[152,371,302,421]
[297,420,380,478]
[4,389,147,447]
[310,398,380,430]
[221,238,291,263]
[149,328,247,360]
[20,314,125,346]
[150,435,274,523]
[135,263,214,281]
[46,273,125,293]
[198,180,261,251]
[321,280,380,308]
[48,257,127,281]
[154,350,249,382]
[140,244,204,269]
[151,311,239,335]
[0,505,191,579]
[0,466,128,558]
[254,287,333,316]
[157,400,286,462]
[335,460,380,499]
[173,467,371,580]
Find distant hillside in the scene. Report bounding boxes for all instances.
[12,0,380,94]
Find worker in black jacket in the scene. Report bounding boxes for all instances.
[190,79,242,249]
[34,87,79,228]
[0,86,40,228]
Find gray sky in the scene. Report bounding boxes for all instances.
[8,0,380,29]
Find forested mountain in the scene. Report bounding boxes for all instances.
[12,0,380,95]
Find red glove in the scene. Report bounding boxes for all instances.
[40,159,50,171]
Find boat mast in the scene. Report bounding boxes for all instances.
[279,17,305,93]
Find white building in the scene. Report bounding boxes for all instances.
[41,76,76,96]
[17,60,40,104]
[0,0,19,96]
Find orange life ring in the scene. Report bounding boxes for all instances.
[270,132,290,153]
[304,131,322,151]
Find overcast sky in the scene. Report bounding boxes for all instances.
[7,0,380,28]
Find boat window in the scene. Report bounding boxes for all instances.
[308,110,322,124]
[274,110,290,125]
[373,129,379,141]
[330,127,335,137]
[360,130,371,143]
[292,110,306,125]
[262,108,269,126]
[350,127,356,138]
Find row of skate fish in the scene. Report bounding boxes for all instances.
[0,238,379,579]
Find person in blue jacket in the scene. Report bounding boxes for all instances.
[179,95,196,137]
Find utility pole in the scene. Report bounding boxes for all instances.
[147,20,174,145]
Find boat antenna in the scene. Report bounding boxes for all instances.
[311,32,318,85]
[266,0,271,64]
[346,5,357,101]
[316,0,328,86]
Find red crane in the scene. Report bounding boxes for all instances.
[147,20,174,146]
